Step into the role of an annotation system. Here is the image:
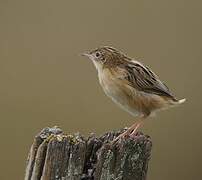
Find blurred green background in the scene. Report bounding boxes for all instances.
[0,0,201,179]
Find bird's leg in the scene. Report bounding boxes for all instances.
[112,118,144,144]
[112,122,138,143]
[130,115,147,136]
[130,121,144,136]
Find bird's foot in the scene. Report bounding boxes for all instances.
[111,128,132,145]
[130,122,142,136]
[111,121,143,145]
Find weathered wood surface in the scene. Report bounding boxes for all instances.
[24,127,152,180]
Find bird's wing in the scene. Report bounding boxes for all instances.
[119,60,177,100]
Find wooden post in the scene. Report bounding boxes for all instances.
[24,127,152,180]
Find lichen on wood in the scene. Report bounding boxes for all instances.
[24,127,152,180]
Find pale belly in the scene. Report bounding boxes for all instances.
[104,87,141,117]
[99,73,142,117]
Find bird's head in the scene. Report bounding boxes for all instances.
[82,46,126,70]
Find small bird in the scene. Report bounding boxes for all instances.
[82,46,185,142]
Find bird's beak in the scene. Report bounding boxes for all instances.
[81,52,91,58]
[81,52,94,61]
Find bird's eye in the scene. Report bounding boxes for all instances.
[95,52,101,58]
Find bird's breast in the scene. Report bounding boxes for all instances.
[98,68,142,117]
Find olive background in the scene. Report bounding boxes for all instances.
[0,0,201,179]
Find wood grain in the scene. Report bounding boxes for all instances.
[24,127,152,180]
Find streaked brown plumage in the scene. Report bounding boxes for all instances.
[82,46,185,142]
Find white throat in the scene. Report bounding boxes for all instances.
[92,60,103,74]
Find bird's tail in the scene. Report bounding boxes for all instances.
[177,98,186,104]
[171,98,186,106]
